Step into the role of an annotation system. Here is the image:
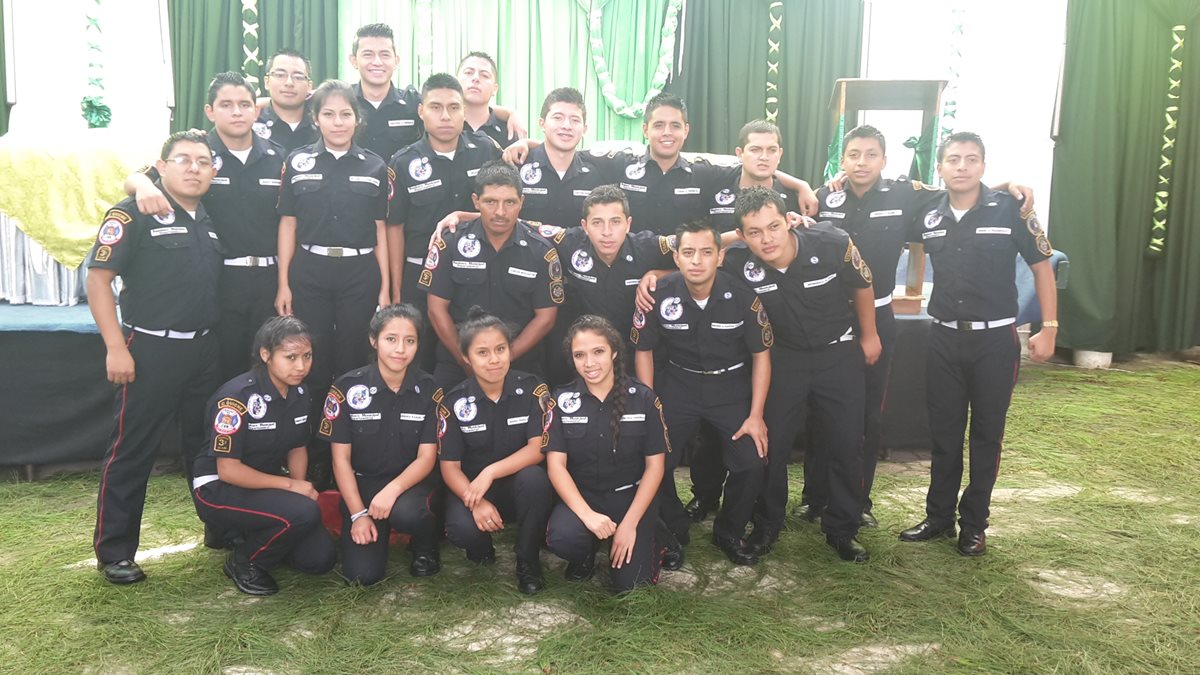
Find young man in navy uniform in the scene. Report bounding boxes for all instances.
[254,49,318,154]
[457,51,527,149]
[722,187,879,562]
[348,23,424,163]
[421,162,563,387]
[899,131,1057,557]
[387,74,502,311]
[126,72,287,380]
[87,130,223,584]
[632,220,772,567]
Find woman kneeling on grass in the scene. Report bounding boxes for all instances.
[320,304,441,585]
[545,315,666,592]
[437,308,555,595]
[191,316,336,596]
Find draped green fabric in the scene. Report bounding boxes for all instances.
[1049,0,1200,352]
[668,0,862,180]
[258,0,341,84]
[337,0,668,144]
[0,5,9,137]
[665,1,772,156]
[168,0,245,132]
[775,0,864,182]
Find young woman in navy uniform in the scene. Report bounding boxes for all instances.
[436,309,555,595]
[545,315,667,593]
[321,304,441,584]
[191,316,336,596]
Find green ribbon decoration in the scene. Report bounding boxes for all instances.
[588,0,684,118]
[1146,25,1186,258]
[80,0,111,128]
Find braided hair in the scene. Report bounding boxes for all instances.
[563,315,630,449]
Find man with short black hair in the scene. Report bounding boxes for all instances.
[456,51,527,149]
[255,48,318,153]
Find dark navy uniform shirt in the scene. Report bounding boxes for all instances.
[253,102,318,154]
[354,82,423,163]
[421,218,563,326]
[278,141,389,249]
[467,107,517,150]
[815,178,941,300]
[912,186,1052,322]
[701,164,799,231]
[318,364,439,479]
[436,371,551,480]
[387,131,502,243]
[193,371,311,477]
[87,191,222,331]
[723,225,873,351]
[516,145,612,228]
[545,378,669,493]
[597,148,720,235]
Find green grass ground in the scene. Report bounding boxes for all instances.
[2,360,1198,674]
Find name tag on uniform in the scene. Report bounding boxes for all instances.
[507,416,529,426]
[976,227,1011,235]
[388,119,415,127]
[259,178,282,187]
[522,188,548,195]
[247,422,276,431]
[508,267,537,278]
[294,415,308,424]
[754,283,779,294]
[408,179,442,193]
[400,413,426,422]
[562,416,588,424]
[870,209,903,218]
[619,414,645,422]
[461,424,487,433]
[292,173,323,183]
[663,323,689,330]
[674,187,701,196]
[922,230,947,239]
[350,412,382,421]
[710,207,734,215]
[803,273,837,289]
[711,321,743,330]
[453,260,486,269]
[210,177,230,185]
[150,226,188,237]
[467,169,481,177]
[572,190,592,197]
[349,176,380,187]
[569,270,597,284]
[819,211,846,219]
[624,278,640,286]
[620,182,647,193]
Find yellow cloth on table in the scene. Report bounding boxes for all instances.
[0,133,158,269]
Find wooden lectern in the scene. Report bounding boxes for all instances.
[827,79,947,315]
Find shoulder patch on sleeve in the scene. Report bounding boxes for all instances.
[216,397,248,415]
[654,397,672,453]
[659,236,672,255]
[387,166,396,181]
[94,245,112,262]
[104,208,134,225]
[327,385,345,403]
[432,387,444,404]
[750,297,763,312]
[544,247,559,263]
[213,434,232,454]
[630,326,640,344]
[844,239,854,263]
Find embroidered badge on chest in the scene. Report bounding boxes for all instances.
[660,296,684,321]
[557,391,582,414]
[246,394,267,420]
[825,190,847,208]
[571,249,593,272]
[454,396,477,422]
[346,384,373,410]
[409,157,432,181]
[520,162,542,185]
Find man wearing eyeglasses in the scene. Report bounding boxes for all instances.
[255,49,318,153]
[87,130,224,585]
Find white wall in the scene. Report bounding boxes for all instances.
[860,0,1068,220]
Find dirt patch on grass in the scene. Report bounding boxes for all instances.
[1026,568,1125,602]
[783,643,939,674]
[418,601,586,665]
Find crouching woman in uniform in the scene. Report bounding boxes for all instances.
[191,316,336,595]
[321,304,441,584]
[545,315,667,593]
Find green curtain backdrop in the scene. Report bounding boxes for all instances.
[338,0,668,144]
[258,0,340,84]
[1050,0,1200,353]
[1,4,9,137]
[666,0,863,181]
[168,0,245,132]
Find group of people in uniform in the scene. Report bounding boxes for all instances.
[84,22,1059,596]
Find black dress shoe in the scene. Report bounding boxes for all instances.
[683,496,720,523]
[99,559,146,585]
[794,502,825,523]
[746,528,778,557]
[826,535,870,563]
[223,555,278,596]
[957,530,987,557]
[410,549,441,577]
[660,544,684,571]
[466,546,496,566]
[899,518,956,542]
[515,558,545,595]
[565,555,596,582]
[859,511,879,529]
[713,535,760,566]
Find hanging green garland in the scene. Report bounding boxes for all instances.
[242,0,262,93]
[80,0,112,128]
[1146,25,1186,258]
[587,0,684,119]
